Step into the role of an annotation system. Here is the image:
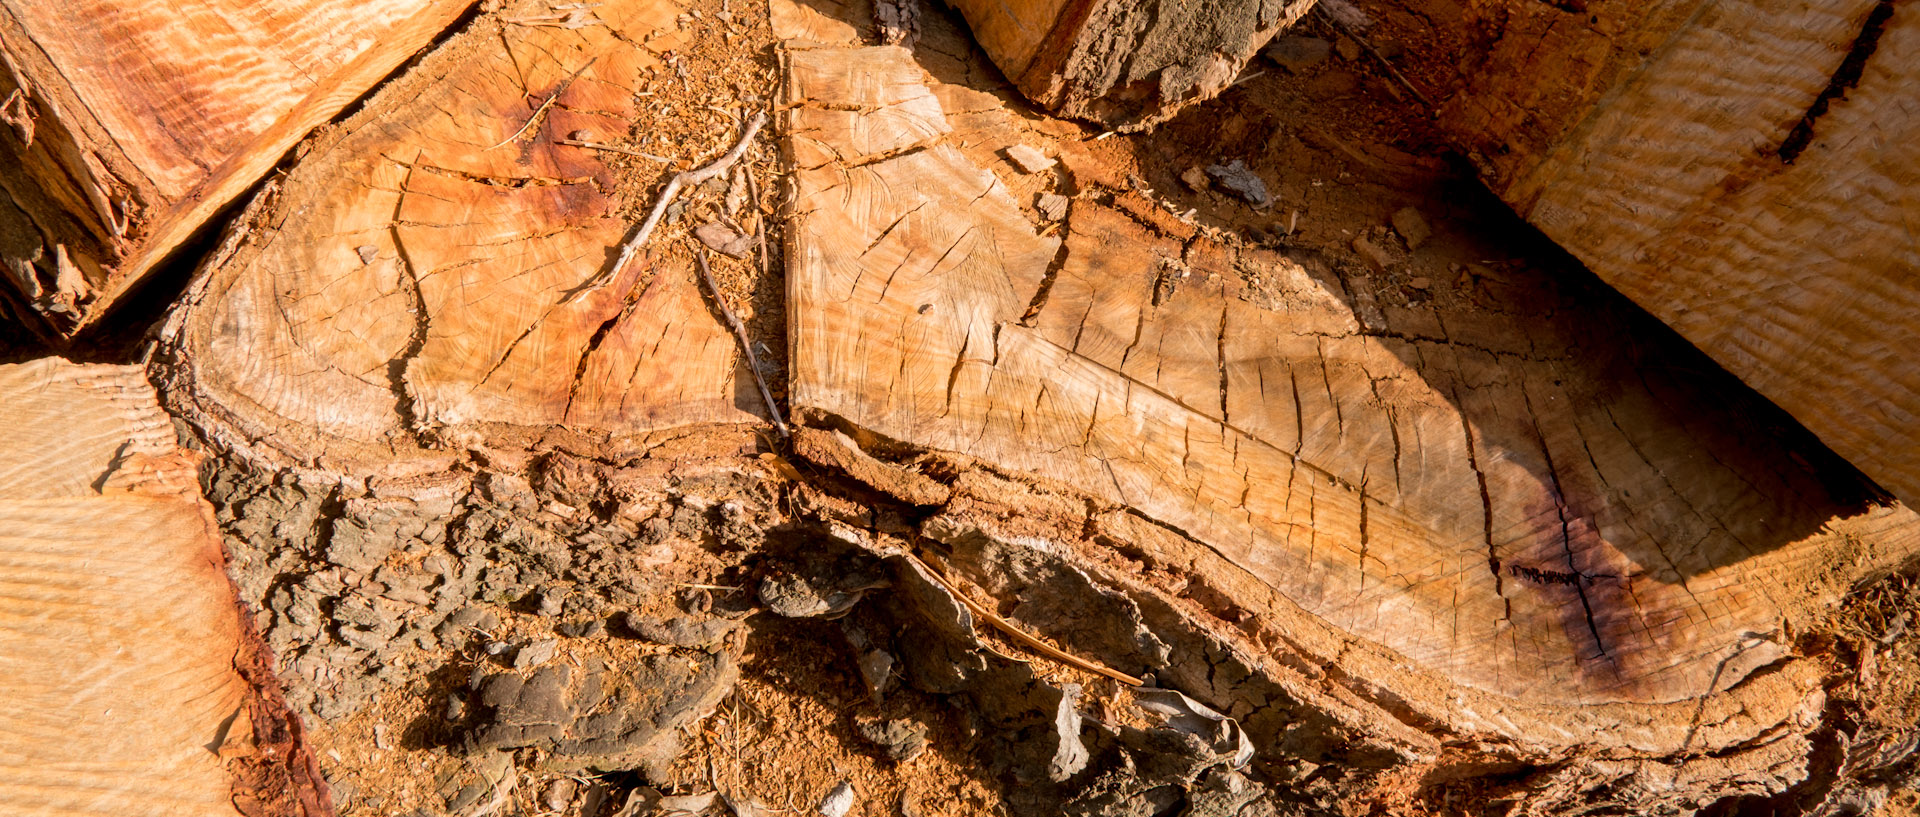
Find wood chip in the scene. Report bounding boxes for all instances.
[1003,144,1056,173]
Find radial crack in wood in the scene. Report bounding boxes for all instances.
[780,29,1920,749]
[155,0,769,473]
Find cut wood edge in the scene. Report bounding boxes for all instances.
[152,0,768,477]
[75,0,481,335]
[0,0,479,338]
[0,358,331,817]
[1428,0,1920,509]
[775,29,1920,787]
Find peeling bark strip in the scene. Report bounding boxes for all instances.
[1428,0,1920,507]
[1779,0,1898,162]
[0,359,328,817]
[943,0,1317,128]
[0,0,479,338]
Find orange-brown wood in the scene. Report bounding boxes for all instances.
[1426,0,1920,509]
[0,359,307,817]
[0,0,476,337]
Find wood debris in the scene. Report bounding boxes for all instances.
[572,110,768,300]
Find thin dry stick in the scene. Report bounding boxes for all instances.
[566,110,768,300]
[910,552,1145,687]
[489,57,599,150]
[695,248,790,439]
[742,160,772,282]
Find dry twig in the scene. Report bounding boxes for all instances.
[567,110,768,299]
[694,248,790,439]
[910,552,1145,687]
[742,153,771,282]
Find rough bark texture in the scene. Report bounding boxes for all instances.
[937,0,1314,129]
[0,359,328,817]
[1414,0,1920,510]
[0,0,476,339]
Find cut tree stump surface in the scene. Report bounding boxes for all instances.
[1423,0,1920,510]
[0,359,310,817]
[783,31,1920,714]
[0,0,477,336]
[158,0,763,472]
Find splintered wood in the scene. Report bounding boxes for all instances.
[0,359,286,817]
[159,0,763,470]
[0,0,477,336]
[1433,0,1920,509]
[784,41,1920,707]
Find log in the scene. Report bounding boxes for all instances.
[0,0,476,338]
[153,0,760,473]
[935,0,1315,129]
[141,0,1920,813]
[0,358,326,817]
[778,16,1920,811]
[1397,0,1920,509]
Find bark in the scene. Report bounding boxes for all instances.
[0,0,476,339]
[939,0,1315,129]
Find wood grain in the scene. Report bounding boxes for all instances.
[158,0,761,472]
[941,0,1315,128]
[783,39,1920,709]
[1433,0,1920,508]
[0,359,251,817]
[0,0,476,336]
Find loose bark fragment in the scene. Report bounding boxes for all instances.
[942,0,1318,129]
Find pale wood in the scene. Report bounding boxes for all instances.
[1431,0,1920,507]
[156,0,763,474]
[0,0,476,336]
[0,359,247,817]
[780,30,1920,753]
